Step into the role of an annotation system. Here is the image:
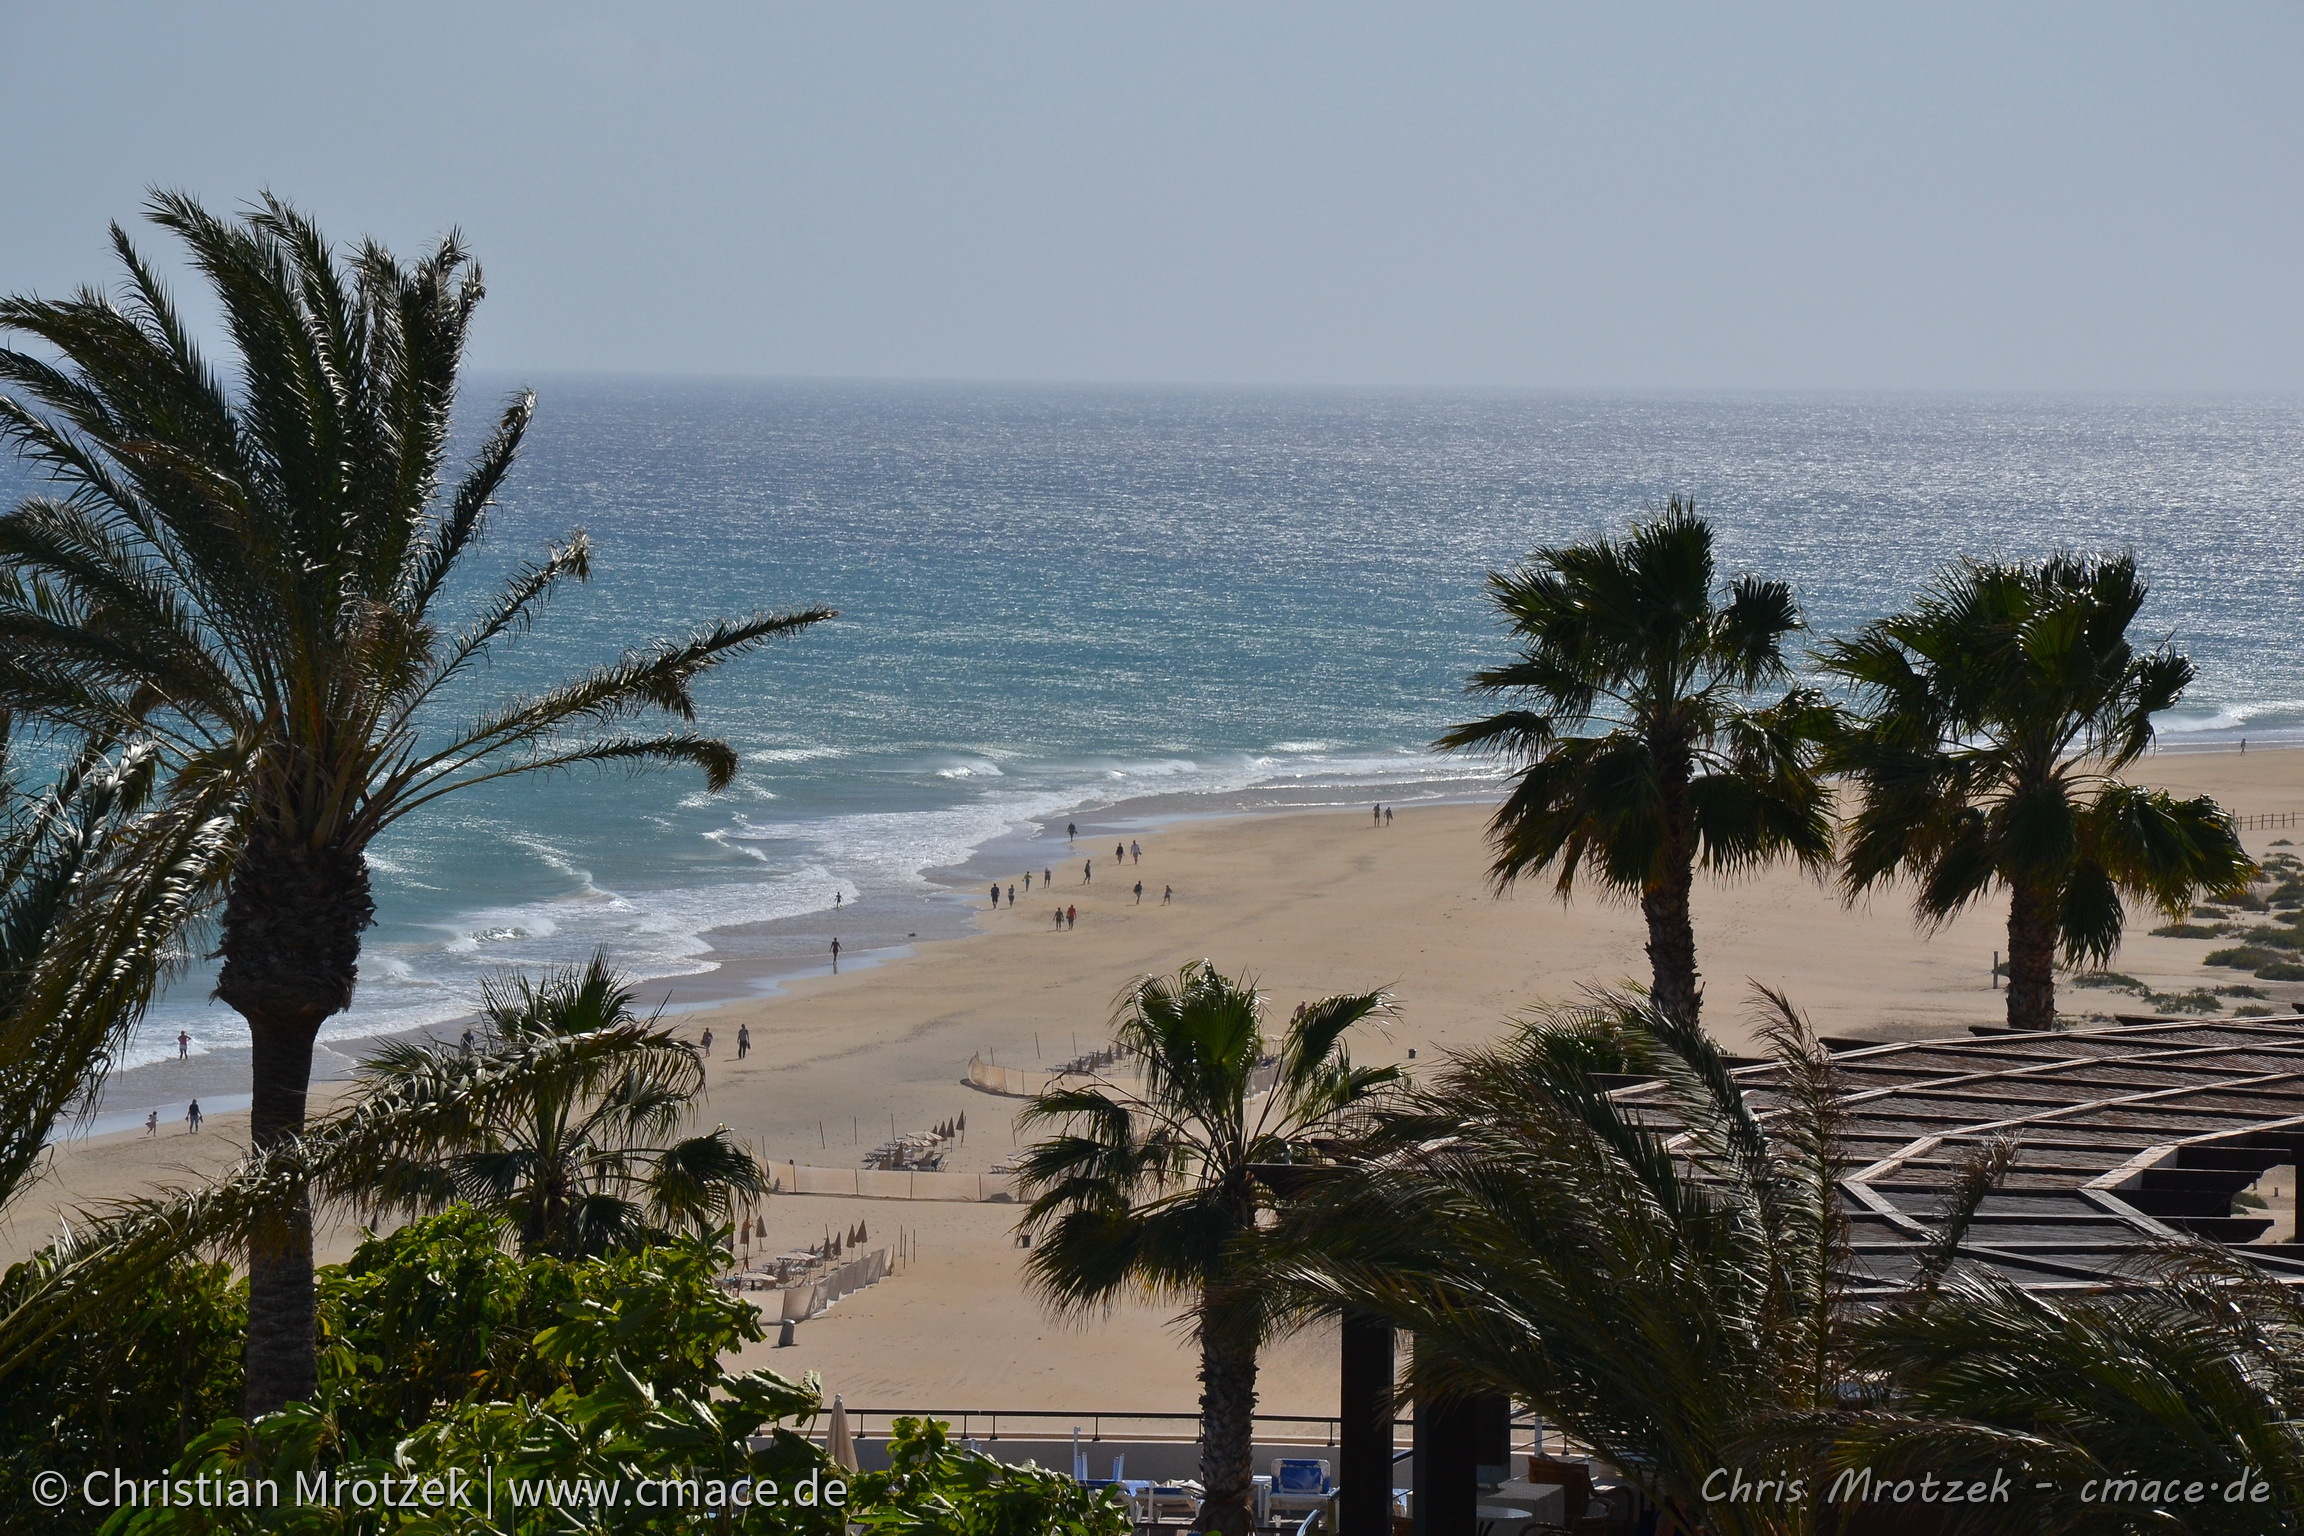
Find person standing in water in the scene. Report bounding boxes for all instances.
[177,1030,190,1060]
[836,890,843,907]
[831,937,842,971]
[1067,822,1077,840]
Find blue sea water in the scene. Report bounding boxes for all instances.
[6,382,2302,1065]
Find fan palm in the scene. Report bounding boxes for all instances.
[1819,554,2248,1032]
[1272,989,1853,1536]
[1436,500,1834,1029]
[327,954,765,1257]
[0,192,831,1411]
[1014,962,1397,1536]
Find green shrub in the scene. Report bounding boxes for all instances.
[2070,970,2145,992]
[2149,923,2219,939]
[0,1257,243,1532]
[2206,947,2277,969]
[2229,890,2269,912]
[2193,906,2231,918]
[2143,989,2222,1015]
[2235,1005,2277,1017]
[2254,962,2304,981]
[2214,984,2269,998]
[851,1418,1132,1536]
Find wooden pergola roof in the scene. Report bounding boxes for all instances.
[1613,1019,2304,1295]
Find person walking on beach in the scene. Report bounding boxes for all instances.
[1130,840,1142,864]
[186,1099,202,1134]
[738,1023,751,1059]
[144,1110,158,1138]
[1083,859,1092,883]
[1373,803,1383,826]
[1067,822,1077,840]
[1043,867,1052,886]
[831,937,842,971]
[1054,906,1064,930]
[1162,884,1172,905]
[1008,883,1017,906]
[700,1027,715,1057]
[1023,869,1032,892]
[1067,904,1077,929]
[1385,806,1393,826]
[1115,843,1125,865]
[177,1029,190,1060]
[1133,880,1144,904]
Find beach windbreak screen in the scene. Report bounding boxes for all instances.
[5,381,2297,1070]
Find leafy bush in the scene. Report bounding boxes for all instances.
[2149,923,2219,939]
[2068,971,2143,992]
[2235,1005,2278,1017]
[850,1417,1131,1536]
[2206,947,2278,969]
[2254,962,2304,982]
[2213,984,2269,998]
[0,1258,243,1533]
[2229,890,2269,912]
[2143,989,2222,1015]
[321,1209,761,1444]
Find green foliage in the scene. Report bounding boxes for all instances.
[2068,971,2144,993]
[2254,962,2304,982]
[2141,989,2221,1015]
[2205,947,2277,970]
[849,1418,1130,1536]
[318,1210,760,1445]
[2149,922,2219,938]
[0,1258,242,1532]
[2213,985,2268,998]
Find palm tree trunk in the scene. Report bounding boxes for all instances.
[1642,780,1702,1028]
[2005,881,2058,1032]
[1194,1325,1261,1536]
[214,826,372,1417]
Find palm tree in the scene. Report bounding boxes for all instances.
[1271,990,1849,1536]
[1436,500,1835,1029]
[1820,554,2248,1032]
[329,954,765,1256]
[1014,963,1397,1536]
[0,192,832,1411]
[0,734,221,1211]
[1837,1249,2304,1535]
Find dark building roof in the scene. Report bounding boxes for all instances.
[1613,1019,2304,1295]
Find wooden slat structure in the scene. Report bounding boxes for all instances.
[1610,1019,2304,1295]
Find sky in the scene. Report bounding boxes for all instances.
[1,2,2299,391]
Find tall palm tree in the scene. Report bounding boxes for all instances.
[1437,500,1835,1029]
[1820,554,2248,1032]
[1272,990,1850,1536]
[1015,963,1397,1536]
[0,192,832,1411]
[331,954,764,1256]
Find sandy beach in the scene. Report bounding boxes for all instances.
[8,744,2301,1420]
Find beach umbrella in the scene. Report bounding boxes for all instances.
[828,1395,859,1471]
[857,1220,868,1243]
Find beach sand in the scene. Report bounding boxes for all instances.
[8,745,2300,1421]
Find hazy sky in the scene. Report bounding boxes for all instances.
[3,3,2298,390]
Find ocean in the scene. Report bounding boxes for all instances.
[5,382,2301,1066]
